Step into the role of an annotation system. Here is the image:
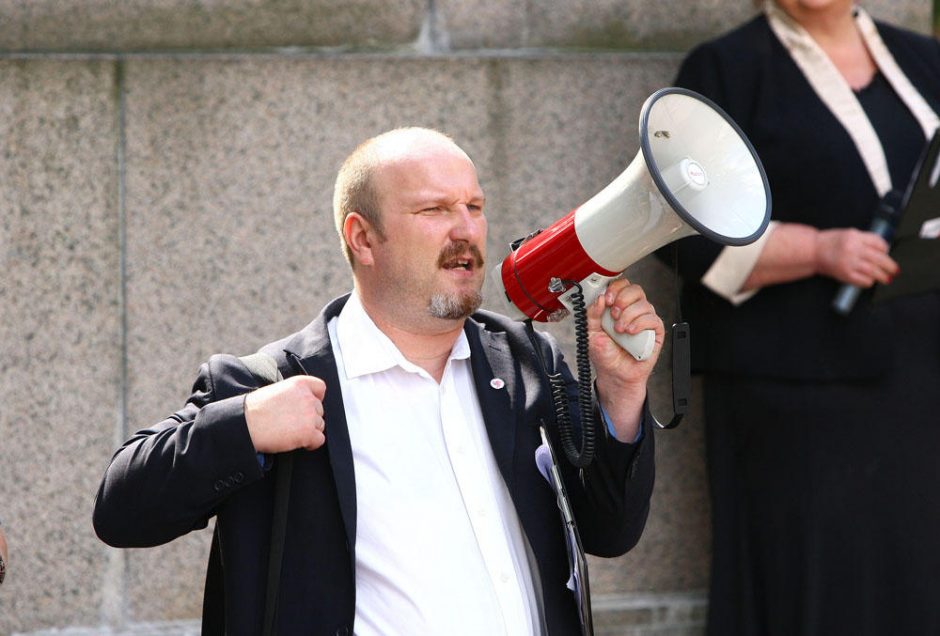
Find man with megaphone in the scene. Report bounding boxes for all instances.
[94,127,660,635]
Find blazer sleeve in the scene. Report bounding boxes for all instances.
[540,334,656,558]
[93,354,267,548]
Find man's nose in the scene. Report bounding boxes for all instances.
[450,205,485,242]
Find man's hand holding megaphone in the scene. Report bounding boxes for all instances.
[587,278,665,442]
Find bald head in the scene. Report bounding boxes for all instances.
[333,127,474,265]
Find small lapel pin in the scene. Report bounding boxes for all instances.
[490,378,505,390]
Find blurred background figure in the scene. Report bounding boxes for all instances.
[666,1,940,634]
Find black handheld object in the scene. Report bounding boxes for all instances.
[832,190,902,315]
[873,130,940,304]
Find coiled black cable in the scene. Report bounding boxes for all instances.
[528,281,597,468]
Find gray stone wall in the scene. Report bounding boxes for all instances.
[0,1,932,634]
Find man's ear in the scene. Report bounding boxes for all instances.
[344,212,375,267]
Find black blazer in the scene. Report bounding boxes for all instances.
[94,295,655,635]
[662,15,940,381]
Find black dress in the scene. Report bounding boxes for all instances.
[670,14,940,636]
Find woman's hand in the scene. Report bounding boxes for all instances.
[815,228,899,287]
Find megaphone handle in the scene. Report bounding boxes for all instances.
[601,311,656,361]
[557,274,657,362]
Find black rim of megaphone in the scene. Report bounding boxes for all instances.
[639,87,772,246]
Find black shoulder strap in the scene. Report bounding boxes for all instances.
[201,527,225,635]
[239,352,292,636]
[240,352,284,386]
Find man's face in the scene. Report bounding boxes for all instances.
[366,142,487,325]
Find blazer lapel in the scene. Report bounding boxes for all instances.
[280,295,357,568]
[466,321,519,490]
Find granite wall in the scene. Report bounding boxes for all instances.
[0,1,932,634]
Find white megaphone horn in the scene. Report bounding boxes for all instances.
[490,87,772,361]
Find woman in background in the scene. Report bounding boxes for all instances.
[670,1,940,634]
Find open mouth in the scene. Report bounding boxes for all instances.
[438,243,484,272]
[443,257,474,271]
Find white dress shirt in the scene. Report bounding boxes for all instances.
[327,291,541,635]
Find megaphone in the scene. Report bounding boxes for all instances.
[491,87,772,360]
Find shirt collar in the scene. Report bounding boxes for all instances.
[335,290,471,380]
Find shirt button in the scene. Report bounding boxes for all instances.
[500,572,510,583]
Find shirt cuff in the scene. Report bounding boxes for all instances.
[701,221,778,305]
[600,402,643,444]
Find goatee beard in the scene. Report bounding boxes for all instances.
[428,290,483,320]
[430,240,485,319]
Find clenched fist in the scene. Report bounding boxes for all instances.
[244,376,327,453]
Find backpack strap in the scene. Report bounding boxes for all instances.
[239,352,292,636]
[240,352,284,385]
